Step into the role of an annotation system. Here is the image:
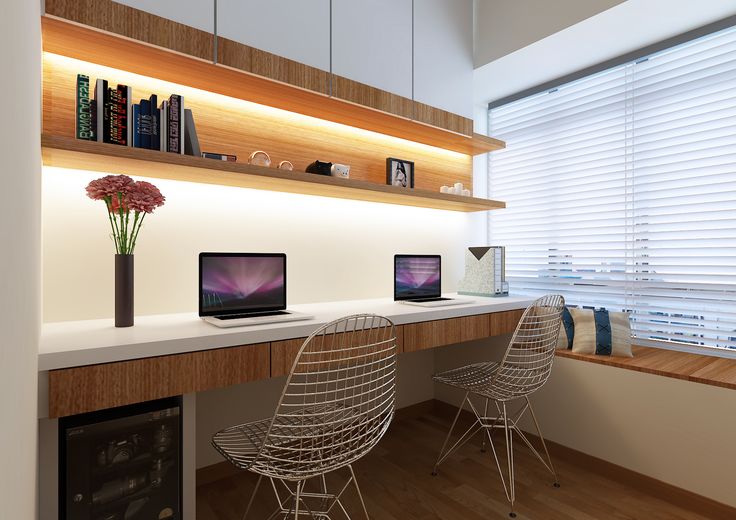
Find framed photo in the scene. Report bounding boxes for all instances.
[386,158,414,188]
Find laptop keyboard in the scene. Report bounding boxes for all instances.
[409,297,451,302]
[216,310,290,320]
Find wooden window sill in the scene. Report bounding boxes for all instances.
[555,346,736,391]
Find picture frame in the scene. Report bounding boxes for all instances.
[386,158,414,189]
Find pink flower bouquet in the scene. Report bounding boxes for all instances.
[86,174,165,254]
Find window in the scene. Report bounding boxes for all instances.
[488,25,736,352]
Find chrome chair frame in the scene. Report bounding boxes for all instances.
[212,314,397,520]
[431,295,565,518]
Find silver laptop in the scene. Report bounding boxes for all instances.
[199,252,313,328]
[394,254,471,307]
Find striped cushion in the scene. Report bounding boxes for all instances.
[569,308,633,357]
[556,307,575,349]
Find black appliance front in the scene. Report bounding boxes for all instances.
[59,397,182,520]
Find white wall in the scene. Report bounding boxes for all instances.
[474,0,736,107]
[473,0,624,68]
[522,359,736,508]
[42,169,477,321]
[0,1,41,518]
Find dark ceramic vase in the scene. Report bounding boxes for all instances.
[115,254,134,327]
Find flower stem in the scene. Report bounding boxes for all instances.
[105,196,121,254]
[128,211,140,253]
[117,192,126,254]
[130,212,145,253]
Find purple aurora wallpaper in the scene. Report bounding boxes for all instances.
[395,256,441,299]
[201,256,285,313]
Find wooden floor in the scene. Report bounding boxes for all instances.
[196,408,718,520]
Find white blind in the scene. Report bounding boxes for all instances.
[488,26,736,351]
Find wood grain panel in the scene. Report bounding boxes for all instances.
[45,0,214,61]
[489,309,524,336]
[332,75,414,119]
[271,326,404,378]
[48,343,269,418]
[217,37,330,95]
[556,345,736,391]
[271,337,306,378]
[41,17,502,158]
[413,101,473,136]
[42,45,473,193]
[41,137,503,212]
[403,314,492,353]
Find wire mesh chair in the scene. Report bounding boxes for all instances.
[212,314,397,520]
[431,295,565,518]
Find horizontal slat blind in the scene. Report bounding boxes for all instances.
[488,26,736,351]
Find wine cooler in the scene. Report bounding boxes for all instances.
[59,397,182,520]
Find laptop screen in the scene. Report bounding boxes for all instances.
[394,255,441,300]
[199,253,286,316]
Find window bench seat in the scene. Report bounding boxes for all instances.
[555,346,736,391]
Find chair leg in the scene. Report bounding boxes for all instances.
[480,398,489,453]
[294,480,303,519]
[502,402,516,518]
[349,464,370,520]
[432,391,469,475]
[525,395,559,486]
[242,474,263,520]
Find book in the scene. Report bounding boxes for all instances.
[76,74,94,140]
[132,103,141,148]
[202,152,237,162]
[107,87,127,145]
[139,98,152,149]
[167,94,184,154]
[93,79,107,143]
[183,109,201,157]
[159,100,168,152]
[120,85,133,146]
[148,94,159,150]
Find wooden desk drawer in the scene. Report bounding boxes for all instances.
[48,342,270,418]
[271,326,405,378]
[403,314,490,353]
[490,309,524,336]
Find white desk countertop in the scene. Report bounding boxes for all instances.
[39,295,533,371]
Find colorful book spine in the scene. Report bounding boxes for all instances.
[167,94,184,154]
[148,94,159,150]
[107,87,127,145]
[202,152,237,162]
[139,98,152,149]
[159,100,168,152]
[76,74,94,140]
[94,79,107,143]
[132,104,142,148]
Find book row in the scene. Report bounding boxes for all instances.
[75,74,201,156]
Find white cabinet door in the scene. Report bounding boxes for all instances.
[217,0,331,72]
[113,0,214,34]
[413,0,473,118]
[332,0,413,98]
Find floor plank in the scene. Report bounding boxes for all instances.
[196,408,725,519]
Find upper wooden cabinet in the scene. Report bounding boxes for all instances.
[331,0,413,118]
[217,0,330,72]
[45,0,215,61]
[113,0,214,34]
[414,0,474,120]
[44,0,479,137]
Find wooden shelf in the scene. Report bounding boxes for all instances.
[42,16,504,156]
[42,135,506,212]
